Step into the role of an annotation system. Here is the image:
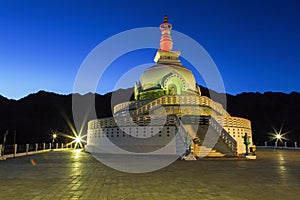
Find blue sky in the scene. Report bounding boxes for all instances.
[0,0,300,99]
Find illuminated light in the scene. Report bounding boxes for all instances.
[269,123,289,144]
[75,136,81,143]
[62,132,86,149]
[51,131,59,143]
[275,134,282,140]
[58,111,87,149]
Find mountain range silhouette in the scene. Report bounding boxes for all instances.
[0,86,299,146]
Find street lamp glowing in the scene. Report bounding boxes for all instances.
[275,134,282,140]
[52,133,58,143]
[58,114,87,149]
[269,123,289,146]
[75,136,81,144]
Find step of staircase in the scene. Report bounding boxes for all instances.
[193,145,225,158]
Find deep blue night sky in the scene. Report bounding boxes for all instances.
[0,0,300,99]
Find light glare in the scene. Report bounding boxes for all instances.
[75,136,81,143]
[58,111,87,149]
[268,122,289,144]
[275,134,282,139]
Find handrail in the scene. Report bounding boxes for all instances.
[172,114,192,150]
[130,96,166,116]
[114,95,229,117]
[209,116,237,155]
[0,143,72,159]
[178,115,237,156]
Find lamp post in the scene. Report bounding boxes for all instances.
[13,130,16,157]
[52,133,57,143]
[275,134,282,147]
[270,124,288,148]
[1,130,8,156]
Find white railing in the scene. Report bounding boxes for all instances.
[0,143,73,159]
[256,141,299,150]
[114,95,229,117]
[209,117,237,155]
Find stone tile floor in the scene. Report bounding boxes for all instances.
[0,149,300,199]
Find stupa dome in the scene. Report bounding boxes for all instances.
[139,64,197,93]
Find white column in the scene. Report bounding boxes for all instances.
[43,143,45,150]
[264,141,267,147]
[49,143,52,150]
[295,141,298,148]
[35,143,38,152]
[26,144,29,155]
[14,144,17,157]
[284,141,287,148]
[0,144,2,156]
[56,143,58,149]
[61,143,64,149]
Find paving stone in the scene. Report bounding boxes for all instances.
[0,149,300,199]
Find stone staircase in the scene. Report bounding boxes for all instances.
[173,115,228,158]
[182,115,237,157]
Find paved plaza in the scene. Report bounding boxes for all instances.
[0,149,300,200]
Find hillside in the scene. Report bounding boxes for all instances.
[0,89,299,145]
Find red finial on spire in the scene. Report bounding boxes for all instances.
[164,15,168,23]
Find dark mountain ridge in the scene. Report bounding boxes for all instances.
[0,88,299,145]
